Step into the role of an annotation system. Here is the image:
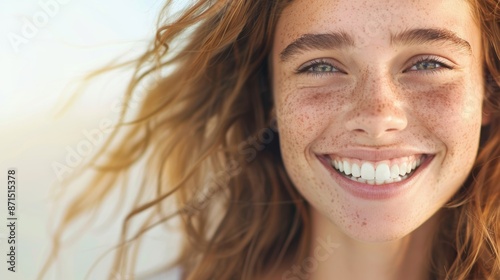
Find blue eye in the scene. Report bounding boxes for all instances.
[297,59,343,75]
[407,57,452,73]
[411,61,441,70]
[307,63,339,72]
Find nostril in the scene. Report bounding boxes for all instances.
[345,113,408,138]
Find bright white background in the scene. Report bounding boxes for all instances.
[0,0,184,279]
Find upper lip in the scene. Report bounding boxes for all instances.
[319,147,434,162]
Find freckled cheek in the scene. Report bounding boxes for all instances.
[411,87,482,161]
[276,90,341,151]
[278,107,316,161]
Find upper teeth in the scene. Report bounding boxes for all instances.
[331,155,424,184]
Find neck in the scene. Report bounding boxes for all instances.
[298,208,440,280]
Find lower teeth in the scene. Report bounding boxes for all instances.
[343,171,412,185]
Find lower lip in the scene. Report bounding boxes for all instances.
[317,154,434,200]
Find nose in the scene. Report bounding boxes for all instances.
[344,75,408,138]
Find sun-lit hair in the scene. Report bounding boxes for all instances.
[40,0,500,279]
[431,1,500,279]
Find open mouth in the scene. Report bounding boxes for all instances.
[324,154,432,186]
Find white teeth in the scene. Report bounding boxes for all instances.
[375,163,391,182]
[345,174,402,184]
[343,160,351,175]
[390,165,400,179]
[352,163,361,178]
[360,162,375,180]
[399,162,408,176]
[331,155,426,185]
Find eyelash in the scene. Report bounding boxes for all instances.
[406,56,453,74]
[296,56,453,76]
[296,59,343,76]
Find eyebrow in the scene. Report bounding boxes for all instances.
[279,31,355,62]
[391,28,472,55]
[279,28,472,62]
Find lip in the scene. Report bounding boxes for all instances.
[316,153,435,200]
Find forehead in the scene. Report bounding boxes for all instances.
[273,0,479,54]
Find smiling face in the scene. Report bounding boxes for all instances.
[271,0,485,241]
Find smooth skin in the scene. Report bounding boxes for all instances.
[269,0,486,279]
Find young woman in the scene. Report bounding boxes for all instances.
[42,0,500,279]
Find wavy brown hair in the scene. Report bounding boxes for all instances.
[40,0,500,279]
